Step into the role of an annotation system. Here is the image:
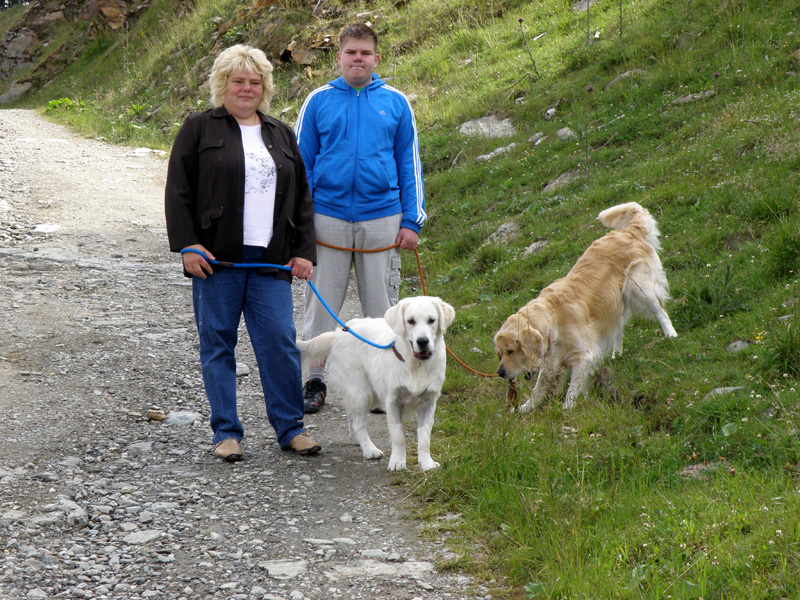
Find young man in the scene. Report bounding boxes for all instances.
[294,23,426,413]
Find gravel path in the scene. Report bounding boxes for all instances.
[0,109,480,600]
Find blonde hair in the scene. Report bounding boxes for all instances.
[209,44,275,114]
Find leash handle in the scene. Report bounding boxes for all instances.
[180,247,292,271]
[179,248,396,351]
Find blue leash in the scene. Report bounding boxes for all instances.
[180,248,399,354]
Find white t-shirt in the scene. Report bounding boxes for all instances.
[240,124,277,248]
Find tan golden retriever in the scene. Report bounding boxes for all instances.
[494,202,677,412]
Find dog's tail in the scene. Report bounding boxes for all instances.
[597,201,661,251]
[296,332,337,373]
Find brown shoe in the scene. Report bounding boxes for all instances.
[286,433,321,455]
[214,438,242,462]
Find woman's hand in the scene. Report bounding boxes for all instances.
[286,257,313,281]
[182,244,215,279]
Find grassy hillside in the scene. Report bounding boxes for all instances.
[6,0,800,597]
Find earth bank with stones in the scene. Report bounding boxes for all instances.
[0,110,487,600]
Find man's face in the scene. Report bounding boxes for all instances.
[337,37,379,88]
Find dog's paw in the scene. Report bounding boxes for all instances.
[387,458,407,471]
[516,401,534,414]
[419,459,440,472]
[361,445,384,460]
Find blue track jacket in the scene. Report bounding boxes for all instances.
[294,73,426,233]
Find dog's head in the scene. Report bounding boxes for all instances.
[494,312,547,380]
[384,296,456,360]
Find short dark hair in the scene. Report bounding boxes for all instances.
[338,23,378,51]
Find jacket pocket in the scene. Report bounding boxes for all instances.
[356,157,394,197]
[195,206,224,250]
[197,206,224,229]
[313,154,351,201]
[198,139,224,168]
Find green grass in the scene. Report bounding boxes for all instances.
[6,0,800,596]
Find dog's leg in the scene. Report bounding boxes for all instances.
[564,361,592,409]
[624,261,678,339]
[518,369,554,413]
[385,400,407,471]
[415,395,440,471]
[655,308,677,338]
[346,395,383,460]
[612,330,624,358]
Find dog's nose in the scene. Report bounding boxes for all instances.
[497,366,506,378]
[416,337,429,349]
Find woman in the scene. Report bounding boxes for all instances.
[165,44,321,461]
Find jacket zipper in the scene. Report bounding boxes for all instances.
[349,88,360,223]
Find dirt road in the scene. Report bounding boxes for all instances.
[0,110,479,600]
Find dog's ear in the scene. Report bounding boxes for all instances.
[435,298,456,333]
[518,324,545,362]
[384,299,406,336]
[493,330,513,356]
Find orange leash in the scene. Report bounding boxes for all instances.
[315,240,499,378]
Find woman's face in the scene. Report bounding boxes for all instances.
[223,69,263,118]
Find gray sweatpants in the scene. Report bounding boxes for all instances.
[303,213,402,381]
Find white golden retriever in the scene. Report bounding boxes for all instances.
[494,202,677,412]
[298,296,455,471]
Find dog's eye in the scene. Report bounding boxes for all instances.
[506,349,515,355]
[407,318,416,326]
[428,318,435,325]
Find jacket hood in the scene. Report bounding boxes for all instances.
[328,73,386,92]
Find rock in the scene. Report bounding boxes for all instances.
[528,132,546,145]
[97,0,128,30]
[522,240,547,257]
[0,81,33,105]
[1,509,26,524]
[475,142,517,162]
[672,90,716,105]
[604,69,646,92]
[727,340,750,352]
[259,559,308,580]
[164,410,202,425]
[556,127,578,140]
[542,168,582,195]
[572,0,595,10]
[283,41,320,65]
[703,386,745,401]
[459,115,516,138]
[122,530,164,545]
[146,409,166,421]
[482,221,520,248]
[236,361,251,376]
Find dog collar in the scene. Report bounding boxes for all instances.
[391,343,405,363]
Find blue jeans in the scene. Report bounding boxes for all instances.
[192,246,306,448]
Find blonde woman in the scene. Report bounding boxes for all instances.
[166,44,321,461]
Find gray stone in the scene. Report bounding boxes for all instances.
[727,340,750,352]
[556,127,578,140]
[476,142,517,162]
[459,115,516,139]
[482,221,520,248]
[259,559,308,580]
[122,530,163,545]
[703,387,745,401]
[604,69,646,92]
[164,410,202,426]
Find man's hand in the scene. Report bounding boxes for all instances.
[287,257,314,281]
[182,244,215,279]
[395,227,419,250]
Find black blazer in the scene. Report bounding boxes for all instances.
[165,106,316,281]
